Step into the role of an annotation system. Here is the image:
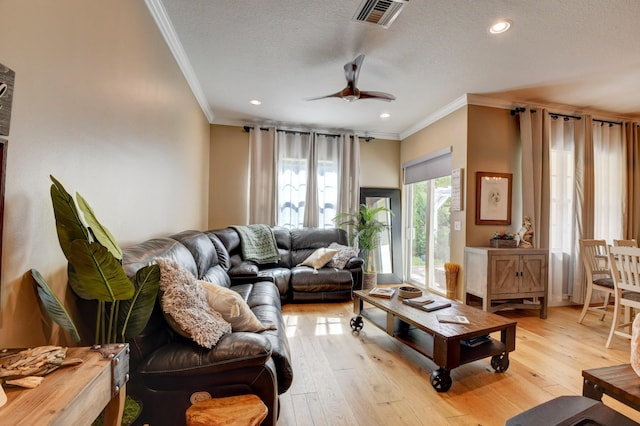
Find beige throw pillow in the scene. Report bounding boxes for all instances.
[199,280,276,332]
[298,248,338,270]
[156,258,231,348]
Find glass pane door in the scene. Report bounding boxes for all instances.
[405,176,451,293]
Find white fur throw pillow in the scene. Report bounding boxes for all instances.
[156,258,231,348]
[199,280,277,332]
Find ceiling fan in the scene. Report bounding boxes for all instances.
[310,54,396,102]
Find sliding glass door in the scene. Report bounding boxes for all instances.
[405,176,451,293]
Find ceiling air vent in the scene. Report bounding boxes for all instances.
[353,0,408,29]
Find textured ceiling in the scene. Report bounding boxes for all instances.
[153,0,640,139]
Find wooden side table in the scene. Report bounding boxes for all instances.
[582,363,640,412]
[186,394,268,426]
[0,344,129,426]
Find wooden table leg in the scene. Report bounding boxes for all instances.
[582,378,604,402]
[103,383,126,426]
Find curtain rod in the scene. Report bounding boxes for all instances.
[510,108,582,120]
[242,125,374,142]
[593,118,622,126]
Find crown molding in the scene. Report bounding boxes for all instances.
[399,94,468,140]
[145,0,215,123]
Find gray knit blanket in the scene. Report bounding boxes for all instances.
[230,224,281,264]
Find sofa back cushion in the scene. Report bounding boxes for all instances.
[290,228,348,266]
[170,230,219,279]
[211,228,244,268]
[271,226,292,268]
[122,237,199,370]
[212,226,293,269]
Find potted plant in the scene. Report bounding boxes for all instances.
[333,203,392,289]
[31,175,160,346]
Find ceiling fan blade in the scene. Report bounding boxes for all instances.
[307,90,345,101]
[344,54,365,87]
[359,91,396,101]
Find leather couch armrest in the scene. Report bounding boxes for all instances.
[140,332,273,377]
[345,256,364,269]
[229,262,259,277]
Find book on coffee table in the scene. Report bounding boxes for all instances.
[461,334,491,347]
[436,314,470,324]
[402,295,434,307]
[368,287,395,298]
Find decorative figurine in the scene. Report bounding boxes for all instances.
[518,216,534,248]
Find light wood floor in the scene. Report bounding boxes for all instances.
[277,300,640,426]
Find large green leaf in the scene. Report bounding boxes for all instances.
[31,269,81,343]
[50,175,90,260]
[66,263,93,300]
[118,264,160,341]
[69,240,134,302]
[76,193,123,260]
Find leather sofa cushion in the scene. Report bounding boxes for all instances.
[290,267,353,292]
[171,230,219,280]
[139,333,273,377]
[257,268,291,296]
[290,228,348,265]
[229,262,259,277]
[208,233,232,271]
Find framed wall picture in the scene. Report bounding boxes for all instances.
[475,172,512,225]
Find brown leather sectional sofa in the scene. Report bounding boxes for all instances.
[123,227,363,425]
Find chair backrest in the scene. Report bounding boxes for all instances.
[608,246,640,293]
[613,239,638,247]
[579,239,611,280]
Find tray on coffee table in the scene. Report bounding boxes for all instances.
[352,289,517,392]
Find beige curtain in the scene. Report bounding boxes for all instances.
[248,127,276,225]
[623,122,640,240]
[337,134,360,217]
[519,107,546,249]
[571,115,593,304]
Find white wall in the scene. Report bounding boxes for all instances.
[0,0,210,347]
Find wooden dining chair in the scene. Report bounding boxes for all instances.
[613,239,638,247]
[578,239,615,324]
[605,246,640,348]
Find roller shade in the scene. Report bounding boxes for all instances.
[402,147,452,184]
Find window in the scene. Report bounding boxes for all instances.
[276,132,339,229]
[548,118,575,300]
[593,122,624,241]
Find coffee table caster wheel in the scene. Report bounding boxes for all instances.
[430,368,452,392]
[491,353,510,373]
[350,316,364,333]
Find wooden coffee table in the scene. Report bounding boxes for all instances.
[352,289,517,392]
[582,364,640,411]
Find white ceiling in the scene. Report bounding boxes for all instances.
[149,0,640,139]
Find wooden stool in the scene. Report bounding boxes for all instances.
[185,394,268,426]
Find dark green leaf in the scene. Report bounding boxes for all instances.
[76,193,123,260]
[31,269,81,343]
[50,175,90,260]
[118,264,160,341]
[69,240,134,302]
[66,263,93,300]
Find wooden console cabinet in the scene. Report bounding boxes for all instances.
[464,247,548,318]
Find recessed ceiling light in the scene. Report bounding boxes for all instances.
[380,113,391,119]
[489,20,511,34]
[249,99,261,105]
